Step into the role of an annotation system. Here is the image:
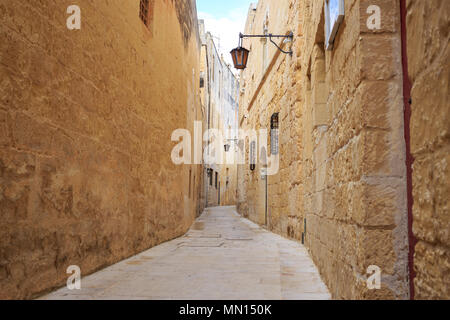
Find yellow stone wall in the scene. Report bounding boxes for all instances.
[238,0,411,299]
[407,0,450,299]
[0,0,202,299]
[220,164,238,206]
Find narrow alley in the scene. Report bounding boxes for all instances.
[41,206,330,300]
[1,0,448,302]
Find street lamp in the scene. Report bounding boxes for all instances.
[230,32,294,70]
[230,45,249,70]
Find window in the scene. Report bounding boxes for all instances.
[250,141,256,171]
[209,169,213,186]
[139,0,150,27]
[325,0,345,50]
[270,113,279,155]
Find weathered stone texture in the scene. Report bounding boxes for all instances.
[238,0,410,299]
[0,0,203,299]
[407,0,450,299]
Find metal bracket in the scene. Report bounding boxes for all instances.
[239,32,294,56]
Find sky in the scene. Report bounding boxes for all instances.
[197,0,255,66]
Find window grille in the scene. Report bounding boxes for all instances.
[271,113,279,155]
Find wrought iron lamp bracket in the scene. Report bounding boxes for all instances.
[239,32,294,56]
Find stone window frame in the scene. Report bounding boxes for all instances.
[324,0,345,50]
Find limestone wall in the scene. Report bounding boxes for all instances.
[407,0,450,299]
[0,0,202,299]
[303,0,410,300]
[237,0,411,299]
[238,0,300,229]
[220,164,238,206]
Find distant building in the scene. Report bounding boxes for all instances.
[199,21,240,207]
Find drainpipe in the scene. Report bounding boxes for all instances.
[400,0,416,300]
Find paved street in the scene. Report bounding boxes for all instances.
[40,206,330,300]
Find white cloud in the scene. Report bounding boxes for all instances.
[198,7,250,68]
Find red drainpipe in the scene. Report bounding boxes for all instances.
[400,0,416,300]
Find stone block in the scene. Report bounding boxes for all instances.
[360,0,400,34]
[356,228,395,275]
[414,241,450,299]
[359,34,401,81]
[360,129,405,177]
[313,103,330,128]
[353,180,403,227]
[12,112,55,154]
[410,59,450,154]
[412,154,436,243]
[406,0,450,82]
[0,111,11,146]
[359,80,402,130]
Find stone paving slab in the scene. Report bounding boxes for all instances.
[40,206,331,300]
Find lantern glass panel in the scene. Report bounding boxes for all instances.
[243,49,249,67]
[231,50,238,66]
[237,50,244,65]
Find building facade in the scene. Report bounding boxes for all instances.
[407,0,449,299]
[237,0,449,299]
[199,21,240,208]
[0,0,203,299]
